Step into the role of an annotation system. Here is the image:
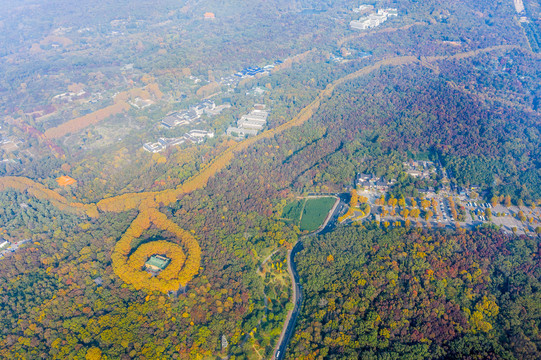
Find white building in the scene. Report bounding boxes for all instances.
[227,108,269,138]
[184,134,203,144]
[161,110,198,128]
[143,130,213,152]
[350,13,388,30]
[159,137,185,147]
[353,4,374,13]
[187,129,215,139]
[238,112,267,129]
[161,101,215,129]
[238,119,264,130]
[205,103,231,116]
[192,100,215,116]
[238,110,268,128]
[350,7,398,30]
[226,127,259,138]
[245,109,268,120]
[143,142,165,153]
[378,8,398,17]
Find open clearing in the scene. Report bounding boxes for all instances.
[299,197,336,232]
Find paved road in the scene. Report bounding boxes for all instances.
[273,241,304,360]
[0,239,30,259]
[273,195,346,359]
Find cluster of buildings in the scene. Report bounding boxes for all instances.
[226,105,269,138]
[235,66,266,78]
[231,60,282,80]
[0,135,20,153]
[143,129,215,153]
[52,89,88,103]
[355,173,396,191]
[218,60,283,89]
[350,6,398,30]
[403,160,436,179]
[161,100,217,129]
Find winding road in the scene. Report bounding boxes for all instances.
[0,40,530,357]
[273,195,346,359]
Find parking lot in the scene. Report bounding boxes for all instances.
[351,189,540,236]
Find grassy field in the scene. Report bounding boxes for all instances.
[282,200,305,224]
[299,197,336,232]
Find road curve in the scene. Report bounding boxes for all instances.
[273,196,346,359]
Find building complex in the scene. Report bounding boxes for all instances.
[226,106,269,138]
[143,129,214,153]
[350,7,398,30]
[161,100,217,129]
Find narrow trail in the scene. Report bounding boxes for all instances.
[259,249,280,272]
[297,199,307,228]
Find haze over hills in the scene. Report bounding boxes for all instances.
[0,0,539,359]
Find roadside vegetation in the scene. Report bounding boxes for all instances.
[290,226,541,359]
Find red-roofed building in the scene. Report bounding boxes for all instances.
[56,175,77,187]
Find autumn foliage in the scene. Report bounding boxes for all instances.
[338,190,359,222]
[291,227,537,359]
[44,101,130,139]
[0,176,87,216]
[112,208,201,293]
[196,82,220,97]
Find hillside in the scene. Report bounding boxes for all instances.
[0,0,539,359]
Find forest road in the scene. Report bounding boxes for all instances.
[273,196,345,359]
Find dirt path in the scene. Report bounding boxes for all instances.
[297,199,307,228]
[259,249,280,272]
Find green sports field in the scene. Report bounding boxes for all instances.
[299,197,336,232]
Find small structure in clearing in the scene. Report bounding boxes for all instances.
[145,255,171,272]
[56,175,77,187]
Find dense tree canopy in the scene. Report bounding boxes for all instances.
[288,226,541,359]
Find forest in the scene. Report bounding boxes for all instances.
[2,44,539,357]
[0,0,539,358]
[288,226,541,359]
[279,49,541,204]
